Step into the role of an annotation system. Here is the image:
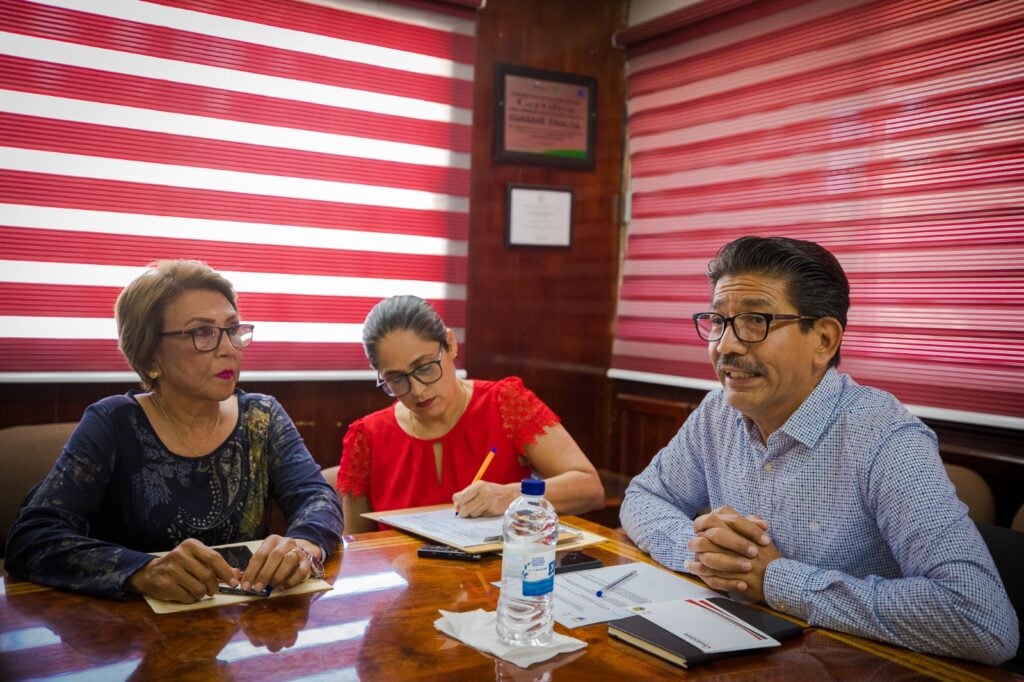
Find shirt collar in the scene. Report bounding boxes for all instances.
[775,367,843,448]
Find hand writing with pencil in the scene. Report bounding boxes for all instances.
[452,481,519,517]
[452,448,518,517]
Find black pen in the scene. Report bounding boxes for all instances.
[219,584,273,598]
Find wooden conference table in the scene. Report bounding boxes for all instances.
[0,518,1014,681]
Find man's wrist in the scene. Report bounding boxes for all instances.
[762,557,811,615]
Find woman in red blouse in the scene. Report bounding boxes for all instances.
[338,295,604,534]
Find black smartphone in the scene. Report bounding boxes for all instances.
[417,544,484,562]
[214,544,253,570]
[213,545,270,597]
[554,551,602,574]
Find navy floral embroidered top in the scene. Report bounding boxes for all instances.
[5,389,343,599]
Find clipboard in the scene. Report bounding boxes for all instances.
[362,504,606,554]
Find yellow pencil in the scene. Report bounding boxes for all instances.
[455,448,497,517]
[472,447,497,484]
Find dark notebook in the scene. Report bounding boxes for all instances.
[607,596,804,669]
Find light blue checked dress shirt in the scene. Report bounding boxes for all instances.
[620,369,1018,665]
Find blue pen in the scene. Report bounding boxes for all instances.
[596,569,638,598]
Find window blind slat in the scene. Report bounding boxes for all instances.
[614,0,1024,427]
[0,0,474,379]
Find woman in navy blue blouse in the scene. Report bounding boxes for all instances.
[5,260,343,602]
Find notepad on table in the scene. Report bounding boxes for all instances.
[362,504,603,554]
[143,540,333,614]
[607,596,803,669]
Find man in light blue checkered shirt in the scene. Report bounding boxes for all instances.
[620,236,1018,665]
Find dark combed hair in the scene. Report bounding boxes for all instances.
[361,295,448,370]
[706,236,849,367]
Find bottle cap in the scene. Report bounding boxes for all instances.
[520,478,545,495]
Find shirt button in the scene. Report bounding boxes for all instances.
[809,521,820,532]
[764,462,773,473]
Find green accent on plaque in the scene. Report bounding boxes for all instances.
[542,149,588,159]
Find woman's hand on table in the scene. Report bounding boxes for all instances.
[241,535,320,592]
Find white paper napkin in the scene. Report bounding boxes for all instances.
[434,609,587,667]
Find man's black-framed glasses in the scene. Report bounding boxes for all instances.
[160,324,255,352]
[692,312,819,343]
[376,350,444,398]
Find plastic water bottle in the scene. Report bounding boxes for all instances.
[495,478,558,646]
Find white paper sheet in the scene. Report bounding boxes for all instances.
[370,507,585,551]
[384,509,505,547]
[551,562,717,628]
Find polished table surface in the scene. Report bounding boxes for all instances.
[0,517,1015,681]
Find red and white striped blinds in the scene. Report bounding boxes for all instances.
[613,0,1024,429]
[0,0,474,381]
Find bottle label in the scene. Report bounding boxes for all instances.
[504,544,555,596]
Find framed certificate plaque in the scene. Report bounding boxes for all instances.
[494,64,597,170]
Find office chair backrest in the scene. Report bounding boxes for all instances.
[0,422,78,557]
[976,522,1024,669]
[944,463,996,525]
[321,465,339,489]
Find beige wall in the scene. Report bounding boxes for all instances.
[628,0,700,26]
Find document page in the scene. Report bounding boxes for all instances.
[368,506,587,551]
[377,509,505,548]
[552,562,717,628]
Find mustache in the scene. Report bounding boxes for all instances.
[717,355,764,375]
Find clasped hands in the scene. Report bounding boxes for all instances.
[685,505,782,603]
[128,535,320,603]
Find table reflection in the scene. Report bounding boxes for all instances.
[2,521,1011,681]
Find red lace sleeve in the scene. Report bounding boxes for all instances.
[497,377,561,453]
[338,420,371,497]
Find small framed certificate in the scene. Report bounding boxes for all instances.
[506,184,573,248]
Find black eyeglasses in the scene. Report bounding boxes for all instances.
[692,312,819,343]
[376,350,444,398]
[160,324,255,352]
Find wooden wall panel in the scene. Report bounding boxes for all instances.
[466,0,628,472]
[0,380,390,471]
[614,393,698,478]
[609,380,1024,528]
